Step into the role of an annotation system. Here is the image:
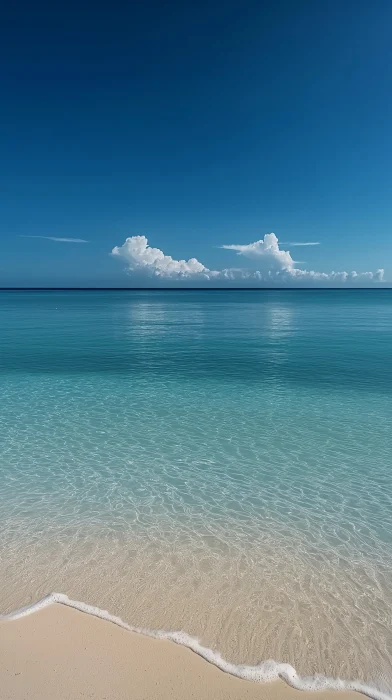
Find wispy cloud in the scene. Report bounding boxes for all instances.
[280,241,320,246]
[112,233,384,285]
[20,235,88,243]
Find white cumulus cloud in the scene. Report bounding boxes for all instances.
[221,233,384,282]
[111,233,384,285]
[111,235,214,278]
[221,233,294,271]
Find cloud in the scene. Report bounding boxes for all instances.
[112,233,384,285]
[20,236,88,243]
[221,234,294,271]
[112,235,214,278]
[221,233,384,282]
[281,241,320,246]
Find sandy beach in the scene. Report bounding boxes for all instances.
[0,602,366,700]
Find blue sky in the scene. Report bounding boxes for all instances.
[1,0,391,287]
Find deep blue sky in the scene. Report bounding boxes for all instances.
[1,0,391,286]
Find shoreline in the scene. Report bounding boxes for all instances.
[0,593,390,700]
[2,526,391,685]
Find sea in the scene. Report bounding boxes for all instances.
[0,290,391,694]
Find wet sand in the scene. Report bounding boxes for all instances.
[0,602,365,700]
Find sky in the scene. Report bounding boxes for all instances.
[1,0,391,287]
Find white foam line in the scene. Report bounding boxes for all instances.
[1,593,390,700]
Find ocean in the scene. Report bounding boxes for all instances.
[0,290,391,693]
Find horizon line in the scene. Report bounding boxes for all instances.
[0,287,390,292]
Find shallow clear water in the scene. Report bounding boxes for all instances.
[0,290,391,689]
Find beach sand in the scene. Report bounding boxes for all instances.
[0,603,363,700]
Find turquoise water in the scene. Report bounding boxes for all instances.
[1,290,392,688]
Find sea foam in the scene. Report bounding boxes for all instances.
[1,593,390,700]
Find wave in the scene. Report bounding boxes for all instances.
[1,592,390,700]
